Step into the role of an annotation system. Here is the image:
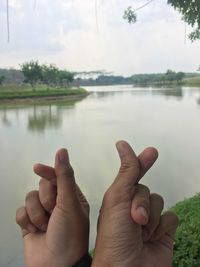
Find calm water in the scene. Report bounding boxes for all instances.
[1,85,200,267]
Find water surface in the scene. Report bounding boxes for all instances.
[1,85,200,266]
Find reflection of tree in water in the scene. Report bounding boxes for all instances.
[197,96,200,105]
[93,87,184,100]
[28,98,84,132]
[28,105,62,132]
[0,107,12,127]
[151,87,183,99]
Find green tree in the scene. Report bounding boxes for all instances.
[168,0,200,41]
[0,75,6,85]
[123,6,137,24]
[21,61,42,91]
[124,0,200,41]
[41,64,59,87]
[176,72,185,82]
[58,70,74,87]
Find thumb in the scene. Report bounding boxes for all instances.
[54,148,79,210]
[113,140,140,191]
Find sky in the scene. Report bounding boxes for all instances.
[0,0,199,76]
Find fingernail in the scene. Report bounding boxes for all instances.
[137,206,148,223]
[27,224,37,233]
[116,141,128,156]
[58,149,68,164]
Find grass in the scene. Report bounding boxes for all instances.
[0,84,88,100]
[171,193,200,267]
[183,76,200,87]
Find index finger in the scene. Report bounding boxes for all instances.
[137,147,158,183]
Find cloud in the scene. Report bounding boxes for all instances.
[0,0,199,74]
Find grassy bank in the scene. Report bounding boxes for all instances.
[0,85,88,101]
[183,76,200,87]
[171,193,200,267]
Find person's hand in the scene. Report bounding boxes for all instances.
[92,141,179,267]
[16,149,89,267]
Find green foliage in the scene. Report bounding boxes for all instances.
[20,61,74,90]
[130,70,185,85]
[58,70,74,87]
[0,86,87,100]
[123,6,137,24]
[41,64,59,86]
[168,0,200,41]
[21,61,43,89]
[124,1,200,41]
[0,75,6,85]
[171,193,200,267]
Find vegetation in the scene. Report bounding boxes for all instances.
[0,86,87,100]
[124,0,200,41]
[21,61,75,90]
[21,61,43,90]
[75,70,194,87]
[0,61,85,101]
[171,193,200,267]
[0,76,5,85]
[131,70,186,86]
[184,76,200,87]
[168,0,200,41]
[1,67,200,89]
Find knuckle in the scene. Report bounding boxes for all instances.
[25,190,39,202]
[136,184,150,194]
[41,196,55,211]
[31,212,43,225]
[119,162,133,173]
[151,193,164,207]
[16,207,26,224]
[119,161,139,176]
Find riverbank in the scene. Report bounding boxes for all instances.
[183,77,200,87]
[0,86,89,104]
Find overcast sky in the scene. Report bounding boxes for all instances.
[0,0,199,75]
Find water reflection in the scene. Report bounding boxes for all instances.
[28,105,62,132]
[86,86,184,99]
[151,87,183,99]
[1,108,12,127]
[0,97,85,132]
[1,85,200,267]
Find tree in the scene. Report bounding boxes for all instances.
[168,0,200,41]
[58,70,74,87]
[124,0,200,41]
[176,72,185,82]
[21,61,43,90]
[123,6,137,24]
[41,64,59,87]
[0,75,6,85]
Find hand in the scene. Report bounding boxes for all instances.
[16,149,89,267]
[92,141,179,267]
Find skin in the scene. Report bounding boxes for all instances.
[16,149,89,267]
[16,141,178,267]
[92,141,179,267]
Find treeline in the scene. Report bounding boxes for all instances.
[74,70,196,86]
[1,65,199,87]
[74,75,132,86]
[130,70,185,86]
[0,61,74,89]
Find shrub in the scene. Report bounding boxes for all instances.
[171,193,200,267]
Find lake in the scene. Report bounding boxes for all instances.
[1,85,200,267]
